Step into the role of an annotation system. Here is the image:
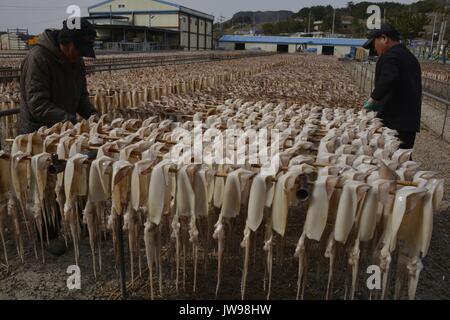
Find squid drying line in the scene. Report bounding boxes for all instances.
[0,99,444,300]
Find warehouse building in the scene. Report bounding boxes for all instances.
[0,29,29,50]
[218,35,367,58]
[88,0,214,50]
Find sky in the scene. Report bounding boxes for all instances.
[0,0,418,34]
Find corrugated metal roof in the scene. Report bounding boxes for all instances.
[88,0,214,21]
[219,35,366,47]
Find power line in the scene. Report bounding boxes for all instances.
[0,5,70,9]
[0,4,89,11]
[0,8,69,11]
[0,17,64,29]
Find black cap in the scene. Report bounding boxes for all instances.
[59,18,96,58]
[362,23,400,50]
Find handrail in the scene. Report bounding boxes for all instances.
[0,51,276,83]
[0,108,20,117]
[422,91,450,105]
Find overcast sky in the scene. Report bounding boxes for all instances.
[0,0,418,34]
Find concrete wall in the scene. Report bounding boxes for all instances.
[244,42,277,51]
[180,30,189,48]
[151,14,179,29]
[306,44,322,55]
[112,12,178,28]
[219,42,235,50]
[199,35,205,49]
[190,33,197,49]
[189,16,198,33]
[178,14,212,50]
[334,46,352,58]
[179,14,189,31]
[206,21,212,35]
[218,42,363,57]
[289,44,303,53]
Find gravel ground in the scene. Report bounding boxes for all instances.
[412,124,450,300]
[421,97,450,142]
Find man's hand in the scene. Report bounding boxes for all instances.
[63,113,77,124]
[363,98,378,111]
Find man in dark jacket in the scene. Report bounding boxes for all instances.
[362,24,422,149]
[18,19,99,255]
[19,18,99,134]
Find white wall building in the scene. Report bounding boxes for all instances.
[88,0,214,50]
[218,35,367,58]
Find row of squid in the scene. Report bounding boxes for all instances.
[0,55,291,144]
[0,99,444,300]
[186,55,365,109]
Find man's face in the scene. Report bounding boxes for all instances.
[373,36,389,56]
[60,42,80,63]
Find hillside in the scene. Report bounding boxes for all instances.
[223,10,294,27]
[217,0,449,40]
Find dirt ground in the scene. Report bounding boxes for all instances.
[0,122,449,300]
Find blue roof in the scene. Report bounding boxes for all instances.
[219,35,366,47]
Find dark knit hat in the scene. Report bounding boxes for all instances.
[362,23,401,50]
[58,18,96,58]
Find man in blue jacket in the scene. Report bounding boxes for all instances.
[362,24,422,149]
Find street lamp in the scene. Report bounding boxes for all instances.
[149,15,155,28]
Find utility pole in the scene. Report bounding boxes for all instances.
[437,20,446,57]
[219,15,225,36]
[430,12,438,57]
[332,8,336,36]
[308,10,311,33]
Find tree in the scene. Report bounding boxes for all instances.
[261,19,305,35]
[235,16,252,25]
[439,6,450,63]
[412,0,447,13]
[389,13,430,41]
[351,17,366,38]
[322,11,343,33]
[262,23,274,35]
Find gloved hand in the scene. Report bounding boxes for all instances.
[363,99,378,112]
[63,113,77,125]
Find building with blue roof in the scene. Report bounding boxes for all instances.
[218,35,368,57]
[88,0,214,51]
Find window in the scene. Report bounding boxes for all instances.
[118,4,125,8]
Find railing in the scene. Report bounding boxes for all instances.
[0,106,19,150]
[0,51,276,84]
[0,50,277,148]
[101,42,175,52]
[343,60,450,140]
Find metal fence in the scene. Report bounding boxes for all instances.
[343,60,450,140]
[0,50,277,147]
[0,51,276,84]
[102,42,176,52]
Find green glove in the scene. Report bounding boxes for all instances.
[363,99,377,111]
